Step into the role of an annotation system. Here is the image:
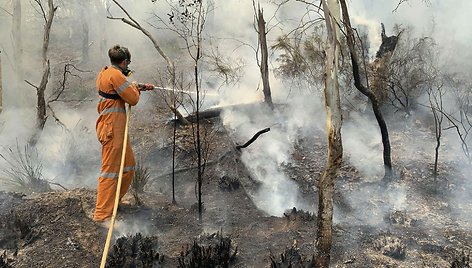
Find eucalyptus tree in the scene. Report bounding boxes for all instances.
[315,0,343,266]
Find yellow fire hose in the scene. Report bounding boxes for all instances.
[99,104,131,268]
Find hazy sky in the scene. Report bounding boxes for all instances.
[349,0,472,55]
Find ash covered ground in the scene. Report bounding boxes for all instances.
[0,107,471,268]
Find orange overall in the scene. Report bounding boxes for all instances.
[93,65,140,222]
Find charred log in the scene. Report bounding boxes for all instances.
[106,233,162,268]
[270,246,315,268]
[178,231,237,268]
[183,106,222,123]
[181,102,264,123]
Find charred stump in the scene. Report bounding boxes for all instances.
[178,231,237,268]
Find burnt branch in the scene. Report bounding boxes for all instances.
[236,128,270,150]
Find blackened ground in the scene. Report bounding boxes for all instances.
[0,113,471,267]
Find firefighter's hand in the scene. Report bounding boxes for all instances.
[137,83,155,91]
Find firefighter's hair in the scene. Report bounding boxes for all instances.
[108,44,131,65]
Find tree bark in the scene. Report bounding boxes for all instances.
[256,5,274,109]
[339,0,393,180]
[315,1,343,267]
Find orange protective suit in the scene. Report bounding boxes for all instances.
[93,65,140,222]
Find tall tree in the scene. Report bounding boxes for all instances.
[315,0,343,267]
[339,0,393,180]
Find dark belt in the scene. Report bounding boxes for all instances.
[98,90,121,100]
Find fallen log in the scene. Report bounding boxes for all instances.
[181,101,264,123]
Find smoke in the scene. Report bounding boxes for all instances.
[0,0,470,239]
[221,88,324,216]
[348,0,472,59]
[342,111,384,180]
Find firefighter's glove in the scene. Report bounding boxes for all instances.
[137,83,155,91]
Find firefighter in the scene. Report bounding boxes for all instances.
[93,44,154,222]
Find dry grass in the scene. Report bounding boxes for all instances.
[131,161,151,206]
[0,142,51,194]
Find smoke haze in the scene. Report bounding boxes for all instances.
[0,0,470,237]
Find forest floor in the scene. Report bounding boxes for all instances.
[0,103,471,268]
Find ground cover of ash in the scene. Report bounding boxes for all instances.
[0,116,471,267]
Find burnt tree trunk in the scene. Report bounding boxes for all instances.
[29,0,57,147]
[256,5,274,109]
[339,0,393,180]
[315,1,343,267]
[428,87,444,181]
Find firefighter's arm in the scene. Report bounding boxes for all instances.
[110,74,140,106]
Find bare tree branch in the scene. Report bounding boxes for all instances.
[236,128,270,150]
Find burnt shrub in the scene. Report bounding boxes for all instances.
[178,231,237,268]
[270,246,315,268]
[106,233,162,268]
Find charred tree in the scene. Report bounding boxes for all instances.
[191,1,206,222]
[315,1,343,267]
[28,0,57,147]
[371,23,399,106]
[255,4,274,109]
[427,86,444,180]
[339,0,393,180]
